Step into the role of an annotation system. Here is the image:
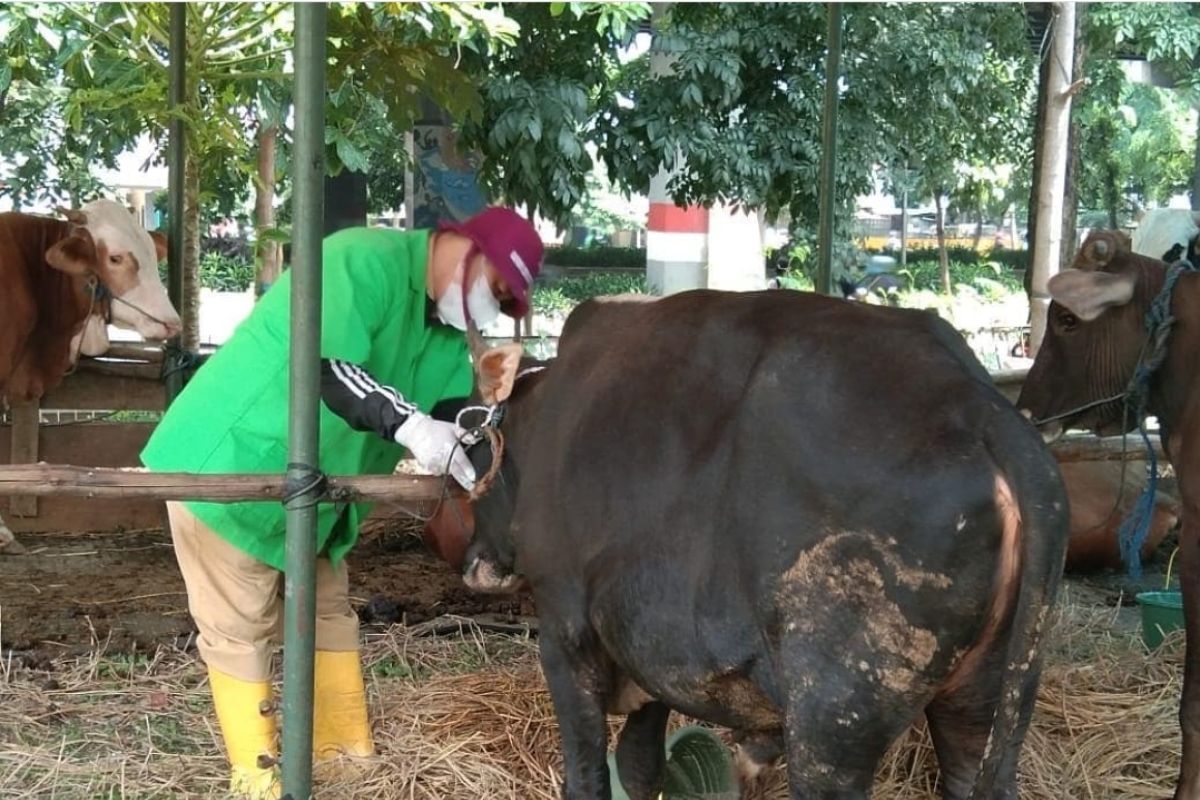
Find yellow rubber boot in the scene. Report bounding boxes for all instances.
[208,667,281,800]
[313,650,376,761]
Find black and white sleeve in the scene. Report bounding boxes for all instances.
[320,358,418,441]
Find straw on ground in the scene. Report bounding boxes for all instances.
[0,587,1183,799]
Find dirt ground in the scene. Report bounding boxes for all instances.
[0,519,535,667]
[0,514,1178,668]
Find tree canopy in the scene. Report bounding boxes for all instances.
[1,2,1196,244]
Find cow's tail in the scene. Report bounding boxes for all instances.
[968,406,1069,799]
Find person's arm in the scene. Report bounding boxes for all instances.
[321,358,418,439]
[320,358,476,489]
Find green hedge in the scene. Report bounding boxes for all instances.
[532,272,649,316]
[544,245,646,269]
[877,246,1028,271]
[897,258,1024,295]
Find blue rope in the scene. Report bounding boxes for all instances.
[1118,258,1194,579]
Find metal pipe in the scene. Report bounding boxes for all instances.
[816,2,842,296]
[165,4,186,405]
[282,4,326,798]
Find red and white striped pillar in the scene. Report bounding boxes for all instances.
[706,205,765,291]
[646,3,708,295]
[646,183,708,294]
[645,4,764,294]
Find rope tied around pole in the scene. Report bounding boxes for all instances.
[1117,256,1195,579]
[159,341,204,383]
[283,462,327,509]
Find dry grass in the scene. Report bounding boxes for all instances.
[0,590,1185,799]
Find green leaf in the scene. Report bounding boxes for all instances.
[335,135,370,174]
[259,226,291,244]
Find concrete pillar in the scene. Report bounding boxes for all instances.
[706,206,765,291]
[645,2,709,295]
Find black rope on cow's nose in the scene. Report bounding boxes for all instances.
[1029,391,1129,427]
[109,292,177,329]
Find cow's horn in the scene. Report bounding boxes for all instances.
[56,207,87,225]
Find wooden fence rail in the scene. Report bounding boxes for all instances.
[0,432,1164,509]
[0,465,452,506]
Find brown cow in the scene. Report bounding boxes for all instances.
[1017,229,1199,799]
[1060,461,1179,572]
[0,200,181,553]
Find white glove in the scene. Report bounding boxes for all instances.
[394,412,476,491]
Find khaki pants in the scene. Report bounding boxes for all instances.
[167,502,359,682]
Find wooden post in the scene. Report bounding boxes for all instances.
[9,400,39,517]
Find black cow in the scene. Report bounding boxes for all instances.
[461,291,1069,800]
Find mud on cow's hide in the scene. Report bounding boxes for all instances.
[460,289,1069,800]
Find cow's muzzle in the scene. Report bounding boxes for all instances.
[462,554,523,594]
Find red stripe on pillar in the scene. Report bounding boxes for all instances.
[648,204,709,234]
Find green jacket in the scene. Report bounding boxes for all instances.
[141,227,473,570]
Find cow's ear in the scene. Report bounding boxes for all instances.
[45,231,98,275]
[56,206,88,225]
[1048,268,1137,321]
[476,343,524,406]
[150,230,169,262]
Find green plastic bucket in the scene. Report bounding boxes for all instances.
[1137,590,1184,650]
[608,725,741,800]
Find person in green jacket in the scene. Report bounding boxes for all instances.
[141,207,543,799]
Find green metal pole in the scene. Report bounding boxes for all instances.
[816,2,842,296]
[165,4,186,405]
[282,4,326,799]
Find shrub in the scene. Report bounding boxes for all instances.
[544,245,646,270]
[897,259,1023,294]
[200,252,255,292]
[532,272,649,316]
[874,245,1028,272]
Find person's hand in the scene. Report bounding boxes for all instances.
[394,413,476,491]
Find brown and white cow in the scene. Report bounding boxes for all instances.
[1132,208,1200,265]
[1017,230,1199,799]
[0,199,181,553]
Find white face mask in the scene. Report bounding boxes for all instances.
[436,260,502,331]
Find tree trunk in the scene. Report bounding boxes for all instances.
[935,192,950,294]
[1025,19,1053,306]
[182,151,202,352]
[1008,203,1018,252]
[1107,162,1120,229]
[1029,3,1077,355]
[1059,5,1087,270]
[254,123,280,297]
[1192,110,1200,211]
[900,182,909,268]
[973,206,983,250]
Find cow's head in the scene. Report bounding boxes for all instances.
[46,199,181,341]
[459,327,549,594]
[1017,230,1162,440]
